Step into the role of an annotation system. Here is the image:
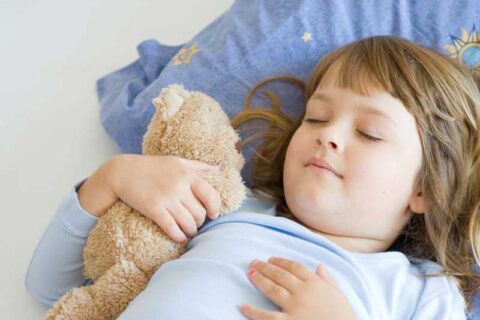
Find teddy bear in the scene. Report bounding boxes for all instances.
[44,83,247,319]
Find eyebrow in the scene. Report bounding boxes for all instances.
[310,92,398,128]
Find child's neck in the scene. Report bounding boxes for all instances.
[275,209,394,253]
[306,227,391,253]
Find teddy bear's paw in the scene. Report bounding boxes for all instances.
[44,286,105,320]
[44,259,151,320]
[152,83,191,118]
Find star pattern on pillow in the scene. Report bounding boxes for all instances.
[302,31,312,42]
[444,24,480,68]
[173,43,200,65]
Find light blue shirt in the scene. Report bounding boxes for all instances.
[25,179,467,319]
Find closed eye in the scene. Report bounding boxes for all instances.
[304,119,326,124]
[358,131,382,142]
[303,119,383,142]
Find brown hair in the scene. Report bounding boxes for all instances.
[231,35,480,313]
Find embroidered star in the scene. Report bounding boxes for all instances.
[173,44,200,65]
[302,32,312,42]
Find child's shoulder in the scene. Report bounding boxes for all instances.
[408,256,463,294]
[408,256,446,273]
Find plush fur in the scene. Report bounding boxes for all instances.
[45,83,247,319]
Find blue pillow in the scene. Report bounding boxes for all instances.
[96,0,480,189]
[96,1,480,317]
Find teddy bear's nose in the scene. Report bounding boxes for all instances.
[235,140,242,154]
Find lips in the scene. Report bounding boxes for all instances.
[306,156,343,178]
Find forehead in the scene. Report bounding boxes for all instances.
[316,61,388,97]
[308,61,415,126]
[308,86,410,130]
[310,87,398,109]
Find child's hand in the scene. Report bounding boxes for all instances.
[109,154,221,244]
[240,257,357,320]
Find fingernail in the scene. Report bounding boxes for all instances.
[247,268,256,276]
[239,305,249,312]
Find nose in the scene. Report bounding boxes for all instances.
[317,138,338,150]
[316,125,343,152]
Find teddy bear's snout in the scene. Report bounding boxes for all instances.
[235,140,242,154]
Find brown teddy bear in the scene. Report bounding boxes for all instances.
[45,83,247,319]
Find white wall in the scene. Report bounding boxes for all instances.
[0,0,233,318]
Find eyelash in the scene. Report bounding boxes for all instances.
[303,119,382,142]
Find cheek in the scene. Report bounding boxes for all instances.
[347,150,402,189]
[284,132,304,181]
[285,133,299,162]
[287,129,308,154]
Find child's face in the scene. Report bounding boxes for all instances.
[283,83,425,253]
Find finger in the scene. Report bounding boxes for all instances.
[266,257,313,281]
[239,304,285,320]
[247,266,290,308]
[315,264,338,288]
[249,260,301,294]
[181,197,207,228]
[150,207,187,243]
[166,201,198,238]
[191,176,221,219]
[183,158,220,171]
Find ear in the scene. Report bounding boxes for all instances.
[409,188,425,214]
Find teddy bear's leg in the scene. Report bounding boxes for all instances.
[44,258,150,320]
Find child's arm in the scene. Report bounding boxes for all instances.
[24,159,117,307]
[25,155,221,307]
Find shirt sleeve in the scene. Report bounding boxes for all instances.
[24,178,99,308]
[411,290,467,320]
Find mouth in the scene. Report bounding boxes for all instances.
[306,164,341,178]
[305,156,343,179]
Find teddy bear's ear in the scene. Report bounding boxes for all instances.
[151,83,191,118]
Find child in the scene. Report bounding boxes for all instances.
[25,35,479,319]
